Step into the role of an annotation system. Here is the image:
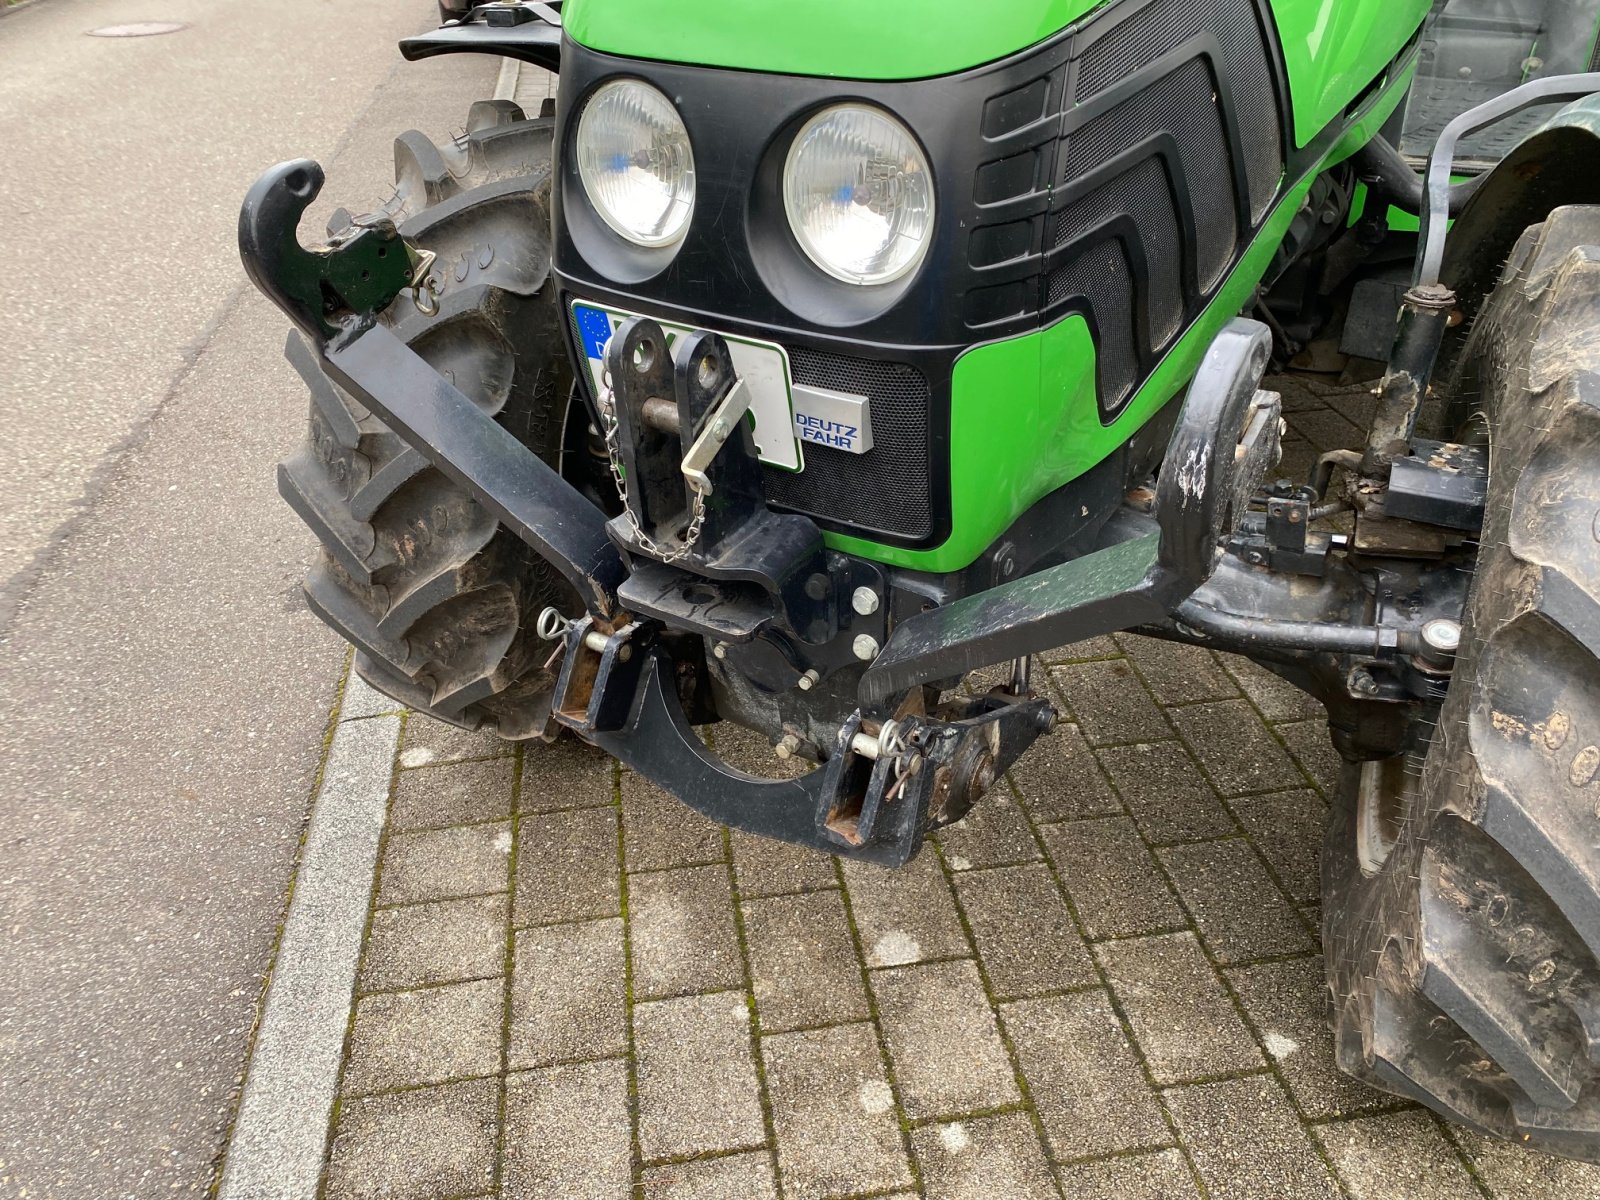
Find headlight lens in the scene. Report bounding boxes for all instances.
[783,105,934,286]
[576,80,695,248]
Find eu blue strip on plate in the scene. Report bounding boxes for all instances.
[573,303,613,362]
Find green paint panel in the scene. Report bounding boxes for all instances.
[827,60,1416,572]
[1267,0,1432,146]
[562,0,1106,79]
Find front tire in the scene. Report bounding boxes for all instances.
[1323,206,1600,1160]
[277,102,580,739]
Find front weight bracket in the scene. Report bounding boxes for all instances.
[238,159,421,342]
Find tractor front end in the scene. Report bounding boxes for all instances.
[240,0,1600,1163]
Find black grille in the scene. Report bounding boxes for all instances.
[764,348,933,540]
[1020,0,1284,417]
[1061,59,1237,290]
[1076,0,1281,220]
[1046,240,1137,404]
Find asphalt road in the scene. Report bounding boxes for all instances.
[0,2,499,1194]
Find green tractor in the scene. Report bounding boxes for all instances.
[239,0,1600,1158]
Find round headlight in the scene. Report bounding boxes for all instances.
[783,105,934,286]
[576,80,695,248]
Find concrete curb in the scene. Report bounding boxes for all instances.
[494,56,520,102]
[216,675,402,1200]
[213,48,522,1192]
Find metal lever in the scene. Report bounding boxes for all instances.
[680,378,752,496]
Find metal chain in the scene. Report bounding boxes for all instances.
[597,355,707,564]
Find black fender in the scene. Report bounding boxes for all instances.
[1441,97,1600,319]
[399,3,561,75]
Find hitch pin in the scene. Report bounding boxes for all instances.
[680,378,752,496]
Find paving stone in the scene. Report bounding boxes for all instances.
[761,1022,914,1200]
[341,977,503,1095]
[1002,991,1169,1161]
[1115,635,1240,705]
[842,853,969,967]
[730,827,837,897]
[935,790,1041,872]
[1040,634,1123,663]
[398,716,512,766]
[1158,838,1312,963]
[1286,407,1365,454]
[1050,659,1172,746]
[1165,1075,1340,1200]
[324,1077,498,1200]
[1010,722,1123,822]
[1276,719,1344,797]
[711,720,814,779]
[871,960,1018,1119]
[964,659,1023,694]
[1096,741,1238,844]
[1215,655,1326,722]
[1299,902,1323,948]
[1326,386,1380,431]
[629,863,744,999]
[1272,374,1328,411]
[1314,1111,1481,1200]
[1229,790,1328,904]
[642,1150,779,1200]
[911,1113,1057,1200]
[742,889,869,1032]
[1225,956,1392,1118]
[1449,1129,1600,1199]
[390,757,515,830]
[509,917,625,1069]
[1039,816,1185,940]
[503,1059,631,1200]
[517,737,615,812]
[953,863,1096,998]
[514,805,619,925]
[1096,932,1263,1084]
[1167,701,1304,796]
[360,894,510,993]
[1054,1149,1201,1199]
[634,991,766,1160]
[622,770,727,871]
[378,821,511,906]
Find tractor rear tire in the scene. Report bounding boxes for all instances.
[1323,205,1600,1160]
[277,102,580,739]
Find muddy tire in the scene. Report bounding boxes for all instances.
[277,102,579,739]
[1323,206,1600,1159]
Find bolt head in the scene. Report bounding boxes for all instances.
[797,669,819,692]
[1422,618,1462,653]
[851,586,880,616]
[852,634,880,661]
[712,642,728,660]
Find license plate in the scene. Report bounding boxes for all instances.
[571,302,804,473]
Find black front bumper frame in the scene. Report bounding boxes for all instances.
[240,158,1283,867]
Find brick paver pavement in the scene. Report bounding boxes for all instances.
[308,333,1600,1194]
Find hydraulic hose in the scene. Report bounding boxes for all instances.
[1171,598,1424,658]
[1351,136,1482,218]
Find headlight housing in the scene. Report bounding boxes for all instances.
[783,105,935,286]
[576,80,696,248]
